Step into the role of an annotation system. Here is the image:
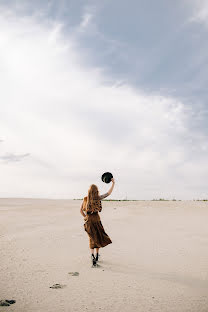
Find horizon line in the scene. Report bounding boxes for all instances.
[0,197,208,201]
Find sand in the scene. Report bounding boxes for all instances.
[0,198,208,312]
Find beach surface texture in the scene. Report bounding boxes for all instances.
[0,198,208,312]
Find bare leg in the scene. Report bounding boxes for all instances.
[95,248,99,254]
[89,237,94,255]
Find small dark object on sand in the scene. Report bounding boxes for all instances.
[6,300,16,304]
[0,299,16,306]
[0,301,10,306]
[50,283,66,289]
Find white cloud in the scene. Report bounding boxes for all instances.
[186,0,208,27]
[0,153,30,162]
[0,6,208,199]
[77,6,96,33]
[80,12,93,29]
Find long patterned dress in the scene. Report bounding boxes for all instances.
[83,194,112,249]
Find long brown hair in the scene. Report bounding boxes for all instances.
[85,184,102,213]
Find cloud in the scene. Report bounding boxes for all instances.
[0,4,208,199]
[186,0,208,27]
[76,5,97,35]
[0,153,30,162]
[80,12,93,29]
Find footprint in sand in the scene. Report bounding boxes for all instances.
[0,300,16,306]
[50,283,66,289]
[68,272,79,276]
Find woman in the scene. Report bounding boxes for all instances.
[80,178,115,266]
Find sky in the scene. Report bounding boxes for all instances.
[0,0,208,199]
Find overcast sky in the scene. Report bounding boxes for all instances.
[0,0,208,199]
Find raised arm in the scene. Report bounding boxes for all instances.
[100,178,115,199]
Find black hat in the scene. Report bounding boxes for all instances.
[101,172,113,184]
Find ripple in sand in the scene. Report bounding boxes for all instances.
[68,271,79,276]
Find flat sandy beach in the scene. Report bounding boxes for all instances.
[0,199,208,312]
